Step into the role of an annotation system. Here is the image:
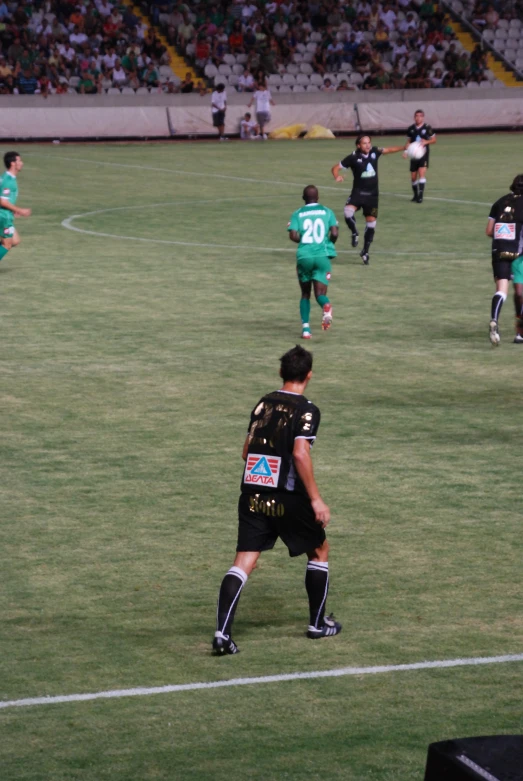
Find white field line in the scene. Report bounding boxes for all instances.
[61,203,480,259]
[27,151,491,207]
[2,653,523,711]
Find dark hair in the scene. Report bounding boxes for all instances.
[510,174,523,195]
[355,134,371,146]
[4,151,20,169]
[280,346,313,382]
[302,184,319,204]
[216,83,225,91]
[415,109,424,114]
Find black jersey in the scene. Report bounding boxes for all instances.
[489,192,523,258]
[242,390,320,496]
[406,122,435,161]
[339,146,383,197]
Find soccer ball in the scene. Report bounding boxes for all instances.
[406,141,425,160]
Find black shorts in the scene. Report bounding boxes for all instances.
[492,253,514,281]
[237,492,326,557]
[346,191,378,218]
[410,155,429,173]
[212,110,225,127]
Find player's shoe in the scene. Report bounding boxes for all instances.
[411,196,418,202]
[513,334,523,343]
[489,320,500,346]
[417,195,423,203]
[302,327,312,340]
[212,633,239,655]
[307,613,342,640]
[360,250,370,265]
[262,134,268,140]
[219,136,229,142]
[351,232,359,248]
[321,304,333,331]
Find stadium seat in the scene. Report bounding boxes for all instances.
[223,54,236,66]
[69,76,80,88]
[302,52,314,63]
[504,49,517,63]
[267,74,282,86]
[324,72,337,83]
[482,30,495,43]
[296,73,310,85]
[498,18,509,28]
[278,84,292,93]
[218,64,232,76]
[305,84,320,91]
[204,63,218,79]
[466,80,479,88]
[107,87,121,94]
[159,65,174,79]
[349,72,363,86]
[507,28,520,39]
[310,73,324,86]
[236,54,248,65]
[232,64,244,75]
[300,62,313,74]
[121,87,135,94]
[310,31,322,43]
[228,75,239,87]
[185,43,195,58]
[292,84,305,92]
[296,43,306,53]
[282,73,296,84]
[293,53,304,63]
[286,63,299,74]
[306,42,317,52]
[136,87,150,95]
[214,74,228,86]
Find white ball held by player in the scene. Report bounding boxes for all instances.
[406,141,425,160]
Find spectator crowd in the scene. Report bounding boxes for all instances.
[146,0,514,90]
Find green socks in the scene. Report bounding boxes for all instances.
[317,294,330,308]
[0,245,9,262]
[300,297,311,324]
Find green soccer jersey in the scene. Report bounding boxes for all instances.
[288,203,338,262]
[0,171,18,208]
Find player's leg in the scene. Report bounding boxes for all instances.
[417,163,428,203]
[0,220,15,261]
[312,279,332,331]
[511,257,523,343]
[213,495,277,654]
[490,257,511,345]
[410,161,419,202]
[298,272,313,339]
[306,539,341,639]
[360,204,378,265]
[344,199,360,247]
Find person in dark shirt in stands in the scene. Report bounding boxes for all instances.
[179,71,194,93]
[17,67,38,94]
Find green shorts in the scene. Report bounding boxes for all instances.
[296,254,332,286]
[0,210,14,238]
[512,256,523,284]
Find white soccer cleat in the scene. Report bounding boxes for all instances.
[321,304,333,331]
[489,320,500,346]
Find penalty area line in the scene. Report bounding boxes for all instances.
[2,652,523,711]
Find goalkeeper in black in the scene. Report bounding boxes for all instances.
[212,345,341,655]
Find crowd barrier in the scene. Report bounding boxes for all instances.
[0,88,521,139]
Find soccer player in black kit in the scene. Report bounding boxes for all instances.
[486,174,523,346]
[406,109,436,204]
[213,345,341,655]
[331,134,405,265]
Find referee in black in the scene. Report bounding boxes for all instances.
[213,345,341,655]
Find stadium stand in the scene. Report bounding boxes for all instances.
[0,0,521,95]
[141,0,523,92]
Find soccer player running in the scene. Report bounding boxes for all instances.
[288,185,338,339]
[0,151,31,263]
[486,174,523,346]
[331,134,404,265]
[213,345,341,655]
[406,109,436,204]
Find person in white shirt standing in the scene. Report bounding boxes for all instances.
[247,82,275,140]
[211,82,228,141]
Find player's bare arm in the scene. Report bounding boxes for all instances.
[292,438,330,527]
[329,226,339,244]
[331,163,344,182]
[381,145,406,155]
[486,218,495,237]
[0,198,31,217]
[289,229,300,244]
[421,135,437,147]
[241,435,249,461]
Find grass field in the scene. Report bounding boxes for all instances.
[1,134,523,780]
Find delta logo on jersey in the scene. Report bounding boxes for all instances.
[494,223,516,240]
[244,454,281,487]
